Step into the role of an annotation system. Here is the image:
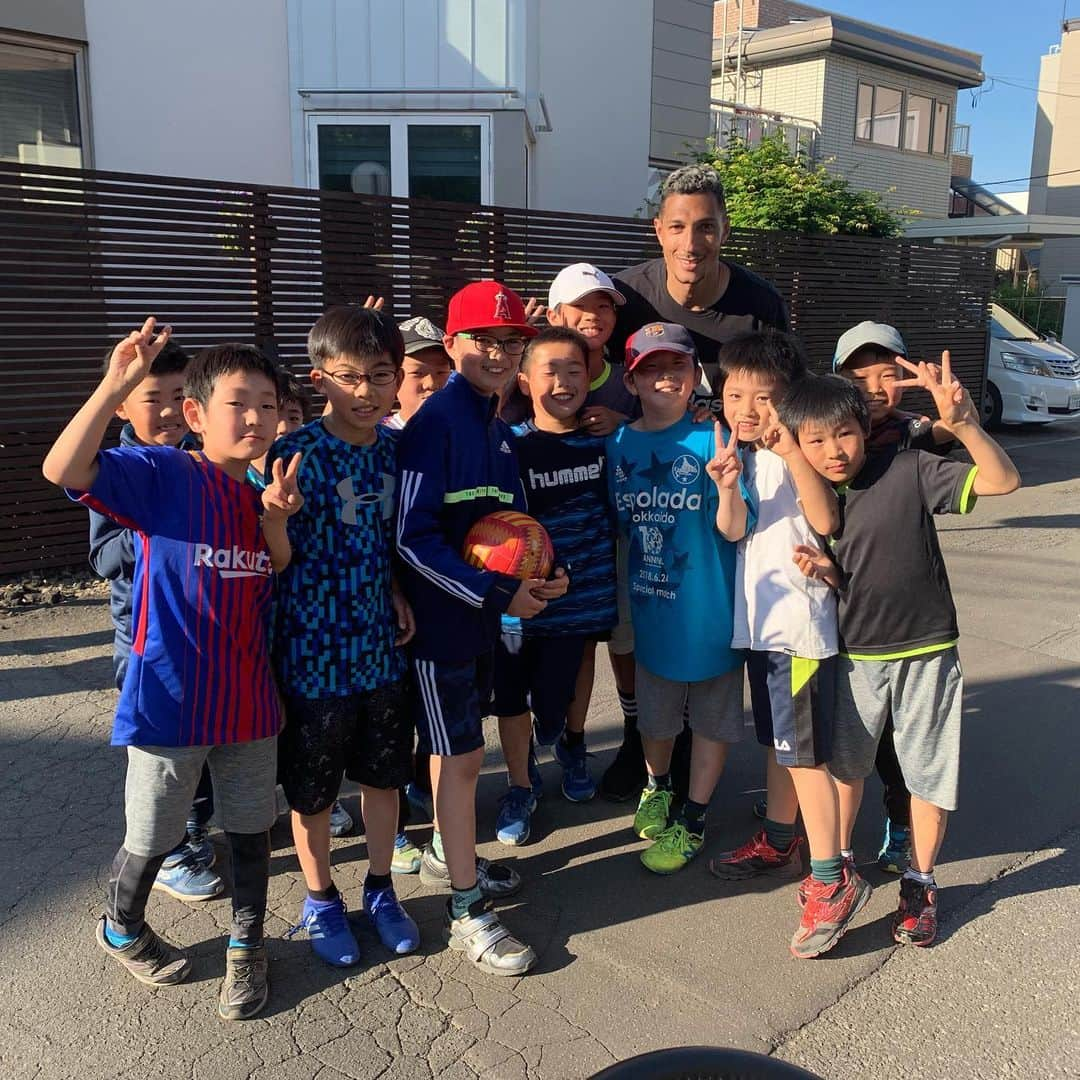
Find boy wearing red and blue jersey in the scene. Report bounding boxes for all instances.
[43,323,302,1022]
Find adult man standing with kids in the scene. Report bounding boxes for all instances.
[602,163,790,802]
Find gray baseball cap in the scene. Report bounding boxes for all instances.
[399,316,447,356]
[832,321,907,371]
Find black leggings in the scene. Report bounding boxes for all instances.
[876,719,911,829]
[108,830,270,944]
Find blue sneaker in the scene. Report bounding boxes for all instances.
[528,743,544,800]
[496,785,537,846]
[152,851,224,902]
[183,825,215,867]
[552,738,597,802]
[405,782,434,822]
[363,885,420,955]
[285,895,361,967]
[878,819,912,874]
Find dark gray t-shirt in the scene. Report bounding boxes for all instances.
[831,449,978,657]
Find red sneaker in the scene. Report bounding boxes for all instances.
[790,867,872,959]
[892,876,938,946]
[797,853,857,908]
[708,830,803,881]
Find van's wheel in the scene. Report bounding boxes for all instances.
[982,382,1003,429]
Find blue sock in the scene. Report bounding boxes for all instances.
[104,920,138,948]
[810,855,845,885]
[451,883,483,919]
[764,818,796,852]
[228,937,257,949]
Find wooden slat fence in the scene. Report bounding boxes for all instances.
[0,161,994,574]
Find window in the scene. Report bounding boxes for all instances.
[904,94,932,153]
[0,36,86,167]
[855,81,953,157]
[932,101,950,155]
[308,114,491,204]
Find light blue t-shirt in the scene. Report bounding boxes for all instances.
[607,415,749,683]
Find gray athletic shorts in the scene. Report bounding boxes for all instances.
[123,737,278,856]
[609,537,634,657]
[636,664,745,743]
[831,649,963,811]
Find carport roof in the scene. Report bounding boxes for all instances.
[903,215,1080,248]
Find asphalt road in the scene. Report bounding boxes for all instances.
[0,420,1077,1080]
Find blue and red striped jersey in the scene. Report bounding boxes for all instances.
[69,445,282,747]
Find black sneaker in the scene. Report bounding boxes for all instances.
[599,731,646,801]
[218,944,270,1021]
[95,915,191,987]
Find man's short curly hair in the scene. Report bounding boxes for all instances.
[658,164,727,215]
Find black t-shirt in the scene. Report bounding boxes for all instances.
[613,258,790,393]
[830,449,978,657]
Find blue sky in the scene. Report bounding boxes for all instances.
[822,0,1073,191]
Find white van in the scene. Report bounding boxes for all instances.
[984,303,1080,427]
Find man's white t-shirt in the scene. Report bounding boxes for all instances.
[731,447,838,659]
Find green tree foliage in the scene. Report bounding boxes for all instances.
[694,134,907,238]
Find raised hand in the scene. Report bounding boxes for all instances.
[706,420,742,490]
[105,317,172,398]
[760,401,799,457]
[523,297,548,326]
[262,453,304,521]
[360,295,385,311]
[895,351,978,430]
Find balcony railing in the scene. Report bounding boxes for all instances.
[952,123,971,155]
[710,99,819,160]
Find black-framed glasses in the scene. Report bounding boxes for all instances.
[321,368,398,388]
[456,332,528,356]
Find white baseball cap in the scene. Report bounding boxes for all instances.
[833,322,907,371]
[548,263,626,309]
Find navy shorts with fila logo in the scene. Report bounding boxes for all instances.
[747,651,836,768]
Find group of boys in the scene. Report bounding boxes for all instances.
[44,181,1020,1021]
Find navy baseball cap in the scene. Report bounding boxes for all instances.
[625,322,697,371]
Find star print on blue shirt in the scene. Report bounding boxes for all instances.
[607,415,751,682]
[267,420,406,699]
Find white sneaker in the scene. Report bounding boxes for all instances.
[329,800,353,837]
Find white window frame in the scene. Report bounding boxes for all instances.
[305,112,492,203]
[0,29,92,168]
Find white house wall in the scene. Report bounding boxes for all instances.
[83,0,294,185]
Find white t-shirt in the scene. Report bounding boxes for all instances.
[731,448,838,659]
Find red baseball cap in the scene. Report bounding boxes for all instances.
[445,281,538,338]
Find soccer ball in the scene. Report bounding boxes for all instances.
[463,511,554,580]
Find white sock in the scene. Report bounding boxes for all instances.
[840,848,853,861]
[903,867,935,885]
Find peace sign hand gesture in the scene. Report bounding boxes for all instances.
[896,351,979,432]
[760,401,799,458]
[104,317,172,399]
[706,420,742,490]
[262,453,304,522]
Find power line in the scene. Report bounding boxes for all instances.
[973,167,1080,188]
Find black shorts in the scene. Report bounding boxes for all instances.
[412,651,494,757]
[747,651,835,768]
[279,680,413,815]
[491,631,589,746]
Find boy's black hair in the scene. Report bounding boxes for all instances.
[101,338,190,376]
[307,306,405,370]
[845,343,900,366]
[183,344,279,408]
[277,370,310,417]
[521,326,590,370]
[778,373,871,437]
[718,329,809,385]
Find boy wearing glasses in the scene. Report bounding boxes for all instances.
[269,307,421,968]
[397,281,568,975]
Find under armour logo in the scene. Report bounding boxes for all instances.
[493,290,511,321]
[337,473,396,525]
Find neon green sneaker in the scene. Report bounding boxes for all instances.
[641,822,704,875]
[633,786,673,840]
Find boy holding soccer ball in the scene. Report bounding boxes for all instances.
[396,281,568,976]
[491,326,619,845]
